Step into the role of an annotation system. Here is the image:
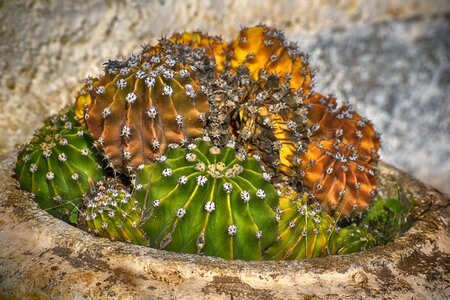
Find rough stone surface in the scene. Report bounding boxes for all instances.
[0,152,448,299]
[0,0,449,194]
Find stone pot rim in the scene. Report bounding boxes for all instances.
[0,152,448,299]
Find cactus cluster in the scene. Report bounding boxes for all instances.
[14,25,413,262]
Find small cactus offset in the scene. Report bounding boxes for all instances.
[135,139,279,260]
[76,53,209,173]
[329,223,378,255]
[229,25,314,95]
[15,106,105,222]
[264,187,337,260]
[80,178,148,246]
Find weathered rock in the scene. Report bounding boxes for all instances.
[0,152,448,299]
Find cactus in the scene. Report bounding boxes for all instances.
[297,93,380,216]
[76,53,209,173]
[80,178,148,246]
[264,187,337,260]
[135,139,279,260]
[229,25,314,95]
[14,106,105,223]
[170,31,228,73]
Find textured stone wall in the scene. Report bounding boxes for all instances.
[0,0,449,193]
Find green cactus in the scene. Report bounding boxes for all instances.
[329,224,378,255]
[264,187,338,260]
[80,178,148,245]
[135,139,279,260]
[15,106,105,223]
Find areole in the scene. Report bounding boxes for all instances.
[0,153,448,299]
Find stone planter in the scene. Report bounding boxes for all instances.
[0,152,448,299]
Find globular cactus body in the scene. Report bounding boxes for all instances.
[81,179,148,245]
[299,93,380,216]
[264,187,337,260]
[77,54,209,173]
[135,140,279,260]
[15,107,105,222]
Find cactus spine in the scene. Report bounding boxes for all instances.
[135,139,279,260]
[15,107,105,223]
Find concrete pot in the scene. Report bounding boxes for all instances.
[0,152,448,299]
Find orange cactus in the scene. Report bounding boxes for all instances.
[77,55,209,173]
[299,93,380,216]
[229,25,314,94]
[170,31,228,73]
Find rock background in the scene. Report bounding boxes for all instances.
[0,0,449,194]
